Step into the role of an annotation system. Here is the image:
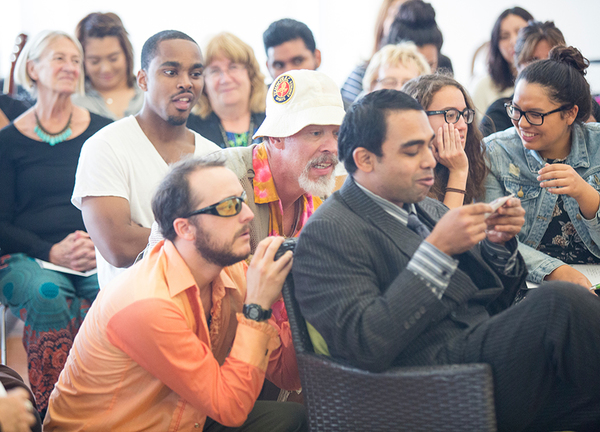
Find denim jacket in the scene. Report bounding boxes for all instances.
[484,123,600,283]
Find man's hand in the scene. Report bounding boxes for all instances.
[484,197,525,245]
[0,388,37,432]
[544,265,592,290]
[245,236,293,310]
[426,203,492,256]
[49,230,96,272]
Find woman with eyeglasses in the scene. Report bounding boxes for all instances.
[484,46,599,287]
[187,32,266,148]
[402,73,487,209]
[363,42,430,94]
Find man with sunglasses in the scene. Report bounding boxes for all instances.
[45,156,307,431]
[145,68,345,401]
[72,30,220,288]
[293,90,600,431]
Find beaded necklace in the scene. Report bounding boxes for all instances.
[34,110,73,146]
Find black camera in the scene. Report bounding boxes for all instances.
[274,237,298,260]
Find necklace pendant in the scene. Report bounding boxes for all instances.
[106,97,113,105]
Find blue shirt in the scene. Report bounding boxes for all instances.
[484,122,600,282]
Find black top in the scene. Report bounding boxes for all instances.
[0,112,112,260]
[480,94,600,138]
[0,94,29,122]
[187,111,266,148]
[437,53,454,74]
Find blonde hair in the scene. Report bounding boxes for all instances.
[15,30,85,96]
[363,42,431,92]
[193,32,266,119]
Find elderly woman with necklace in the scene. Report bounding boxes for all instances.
[187,32,266,148]
[0,30,111,417]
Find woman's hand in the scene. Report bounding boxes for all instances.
[433,123,469,174]
[49,230,96,272]
[537,163,600,219]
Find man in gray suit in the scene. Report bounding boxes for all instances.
[293,89,600,432]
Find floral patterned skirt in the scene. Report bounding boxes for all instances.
[0,253,99,415]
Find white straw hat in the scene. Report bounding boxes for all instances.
[253,69,346,139]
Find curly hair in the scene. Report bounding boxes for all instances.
[402,72,488,203]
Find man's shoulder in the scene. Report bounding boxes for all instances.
[191,130,221,155]
[82,116,144,152]
[222,145,257,178]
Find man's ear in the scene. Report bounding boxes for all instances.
[353,147,375,173]
[268,136,285,150]
[137,69,148,91]
[173,217,195,242]
[314,49,322,70]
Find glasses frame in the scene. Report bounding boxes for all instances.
[425,108,475,125]
[504,103,573,126]
[184,191,247,218]
[204,63,247,79]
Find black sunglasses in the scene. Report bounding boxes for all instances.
[185,191,247,218]
[425,108,475,125]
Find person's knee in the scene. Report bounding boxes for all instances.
[525,281,590,307]
[277,402,308,432]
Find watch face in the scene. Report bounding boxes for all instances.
[248,306,260,320]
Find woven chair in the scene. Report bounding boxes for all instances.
[283,273,498,432]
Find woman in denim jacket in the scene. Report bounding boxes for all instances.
[485,46,600,286]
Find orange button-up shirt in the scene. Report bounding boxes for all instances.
[44,240,300,431]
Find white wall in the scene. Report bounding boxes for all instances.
[1,0,599,93]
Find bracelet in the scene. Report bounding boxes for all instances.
[446,187,466,194]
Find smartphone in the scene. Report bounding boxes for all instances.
[486,193,515,219]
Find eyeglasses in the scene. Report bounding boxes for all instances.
[204,63,246,79]
[504,103,573,126]
[425,108,475,125]
[184,191,247,218]
[375,77,404,90]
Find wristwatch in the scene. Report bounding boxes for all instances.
[243,303,272,322]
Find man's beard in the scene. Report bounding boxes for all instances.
[298,153,339,197]
[167,115,187,126]
[194,222,250,267]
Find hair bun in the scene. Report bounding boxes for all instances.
[398,0,437,28]
[549,45,589,76]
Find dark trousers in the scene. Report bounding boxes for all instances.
[461,282,600,432]
[203,401,307,432]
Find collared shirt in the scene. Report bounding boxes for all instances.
[44,240,300,431]
[356,181,517,299]
[252,143,322,321]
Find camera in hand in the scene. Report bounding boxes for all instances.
[274,237,298,260]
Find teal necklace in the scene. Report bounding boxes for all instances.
[34,110,73,146]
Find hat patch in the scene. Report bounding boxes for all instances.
[272,75,295,104]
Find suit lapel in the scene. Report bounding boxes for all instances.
[339,178,424,260]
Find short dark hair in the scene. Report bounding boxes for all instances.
[141,30,196,71]
[488,7,534,91]
[263,18,316,54]
[517,45,592,124]
[76,12,136,88]
[152,154,226,241]
[338,90,423,174]
[386,0,443,50]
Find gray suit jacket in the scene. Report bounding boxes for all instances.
[293,176,526,372]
